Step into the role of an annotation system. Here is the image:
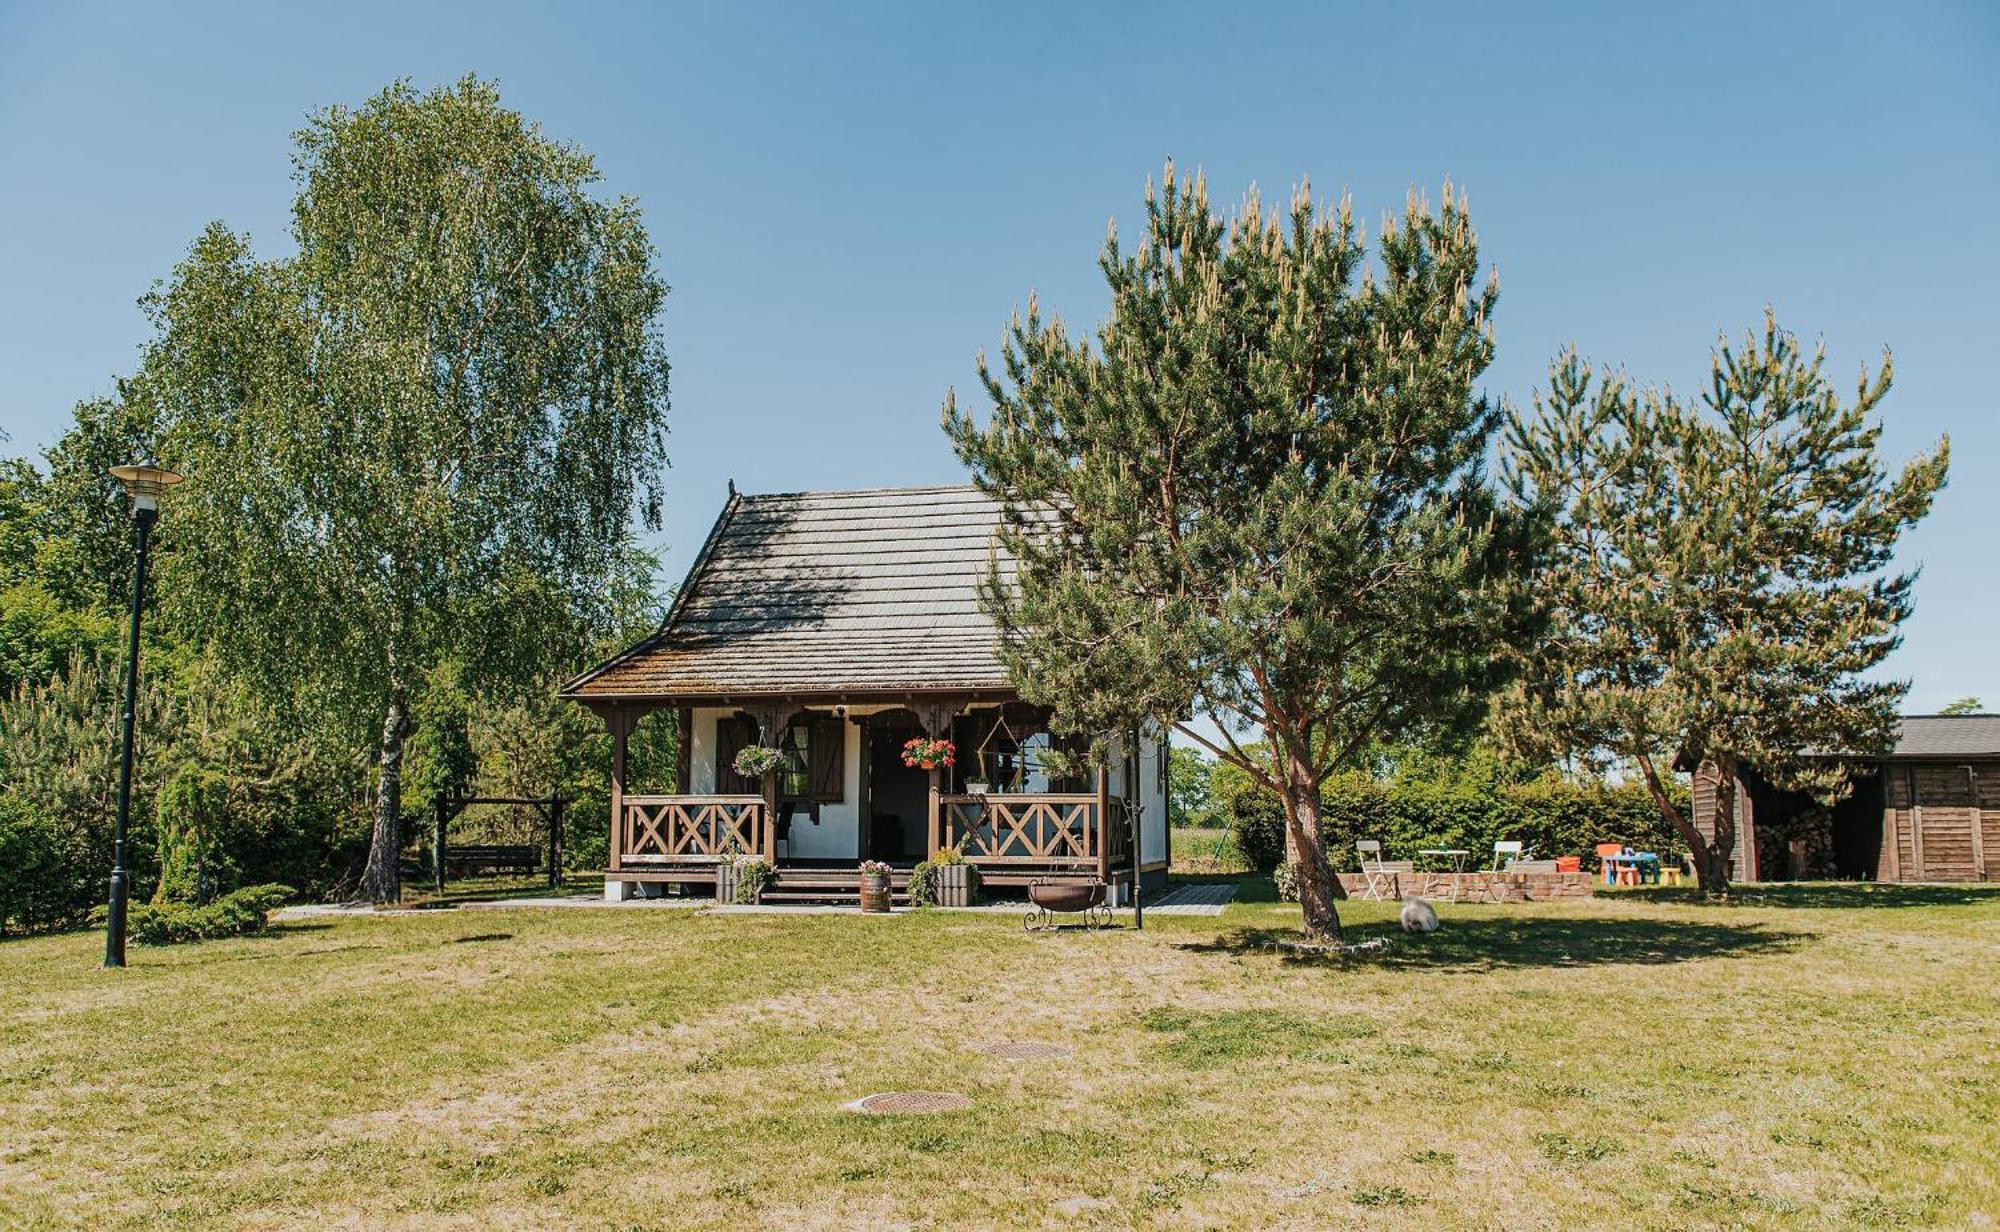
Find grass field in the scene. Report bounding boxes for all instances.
[3,880,1996,1229]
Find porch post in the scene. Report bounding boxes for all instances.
[755,704,780,863]
[606,705,632,873]
[675,705,692,793]
[918,697,961,859]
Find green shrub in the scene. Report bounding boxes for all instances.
[110,883,295,945]
[1223,789,1289,872]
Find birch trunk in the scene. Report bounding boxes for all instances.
[361,695,409,903]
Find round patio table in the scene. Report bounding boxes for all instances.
[1417,848,1471,902]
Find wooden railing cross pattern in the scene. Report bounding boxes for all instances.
[618,795,766,864]
[941,794,1100,866]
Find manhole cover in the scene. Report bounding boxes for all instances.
[847,1090,973,1115]
[982,1041,1073,1061]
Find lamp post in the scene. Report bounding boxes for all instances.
[103,463,182,968]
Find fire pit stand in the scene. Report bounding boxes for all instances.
[1024,879,1113,931]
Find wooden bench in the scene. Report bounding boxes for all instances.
[440,844,541,876]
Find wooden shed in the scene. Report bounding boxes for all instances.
[1693,714,2000,883]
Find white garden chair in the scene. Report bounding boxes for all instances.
[1491,840,1524,872]
[1356,839,1398,901]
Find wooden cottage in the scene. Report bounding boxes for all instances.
[1692,714,2000,883]
[561,484,1170,903]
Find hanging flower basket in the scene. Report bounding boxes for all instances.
[733,745,785,779]
[900,736,956,771]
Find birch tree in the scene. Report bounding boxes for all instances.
[140,78,671,901]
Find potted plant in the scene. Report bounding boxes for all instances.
[963,777,990,795]
[733,744,784,780]
[900,736,955,772]
[857,859,894,913]
[917,846,980,907]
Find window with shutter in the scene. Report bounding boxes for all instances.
[809,717,844,802]
[715,715,758,794]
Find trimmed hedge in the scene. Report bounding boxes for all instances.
[1226,770,1683,873]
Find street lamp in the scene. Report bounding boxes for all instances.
[103,462,182,968]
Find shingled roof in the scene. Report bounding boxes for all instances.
[561,484,1018,701]
[1890,714,2000,759]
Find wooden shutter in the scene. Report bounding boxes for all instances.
[809,717,844,802]
[716,715,756,794]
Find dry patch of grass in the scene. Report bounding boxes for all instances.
[2,882,1996,1228]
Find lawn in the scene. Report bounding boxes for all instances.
[3,882,1995,1229]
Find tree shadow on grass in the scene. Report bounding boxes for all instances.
[1180,915,1811,971]
[1620,883,1999,910]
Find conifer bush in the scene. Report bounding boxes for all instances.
[110,883,294,945]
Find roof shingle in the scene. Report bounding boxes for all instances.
[562,484,1016,700]
[1891,714,2000,759]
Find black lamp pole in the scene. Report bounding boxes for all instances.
[103,463,180,969]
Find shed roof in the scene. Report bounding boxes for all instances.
[561,484,1017,701]
[1889,714,2000,759]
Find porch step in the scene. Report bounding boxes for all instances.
[762,868,911,906]
[759,889,911,906]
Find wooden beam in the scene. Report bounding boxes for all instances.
[1969,764,1987,881]
[1882,763,1901,883]
[1909,765,1925,881]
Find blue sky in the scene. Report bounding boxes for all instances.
[2,1,1995,711]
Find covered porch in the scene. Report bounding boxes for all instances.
[593,694,1141,898]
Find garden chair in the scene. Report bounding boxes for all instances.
[1594,842,1626,886]
[1490,840,1524,872]
[1355,840,1398,901]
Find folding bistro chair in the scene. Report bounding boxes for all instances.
[1355,840,1397,901]
[1490,840,1524,872]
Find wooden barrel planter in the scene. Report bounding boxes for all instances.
[858,871,893,913]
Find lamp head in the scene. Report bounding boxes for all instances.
[107,463,184,514]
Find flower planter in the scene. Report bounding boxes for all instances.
[858,872,893,913]
[716,861,766,905]
[932,863,978,908]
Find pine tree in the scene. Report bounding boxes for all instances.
[946,165,1536,938]
[1501,313,1948,891]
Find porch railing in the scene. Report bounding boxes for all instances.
[618,794,768,865]
[939,793,1132,871]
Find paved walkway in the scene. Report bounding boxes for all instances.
[1145,883,1238,915]
[278,882,1238,919]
